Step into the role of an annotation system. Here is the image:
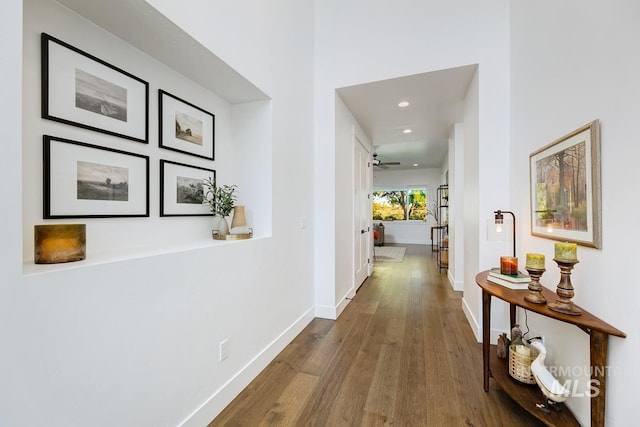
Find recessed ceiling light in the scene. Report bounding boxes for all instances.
[398,101,410,108]
[413,163,419,167]
[403,129,412,134]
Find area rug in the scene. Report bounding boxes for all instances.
[374,246,406,262]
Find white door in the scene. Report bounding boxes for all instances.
[353,137,370,290]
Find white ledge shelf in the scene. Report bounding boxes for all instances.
[23,234,268,276]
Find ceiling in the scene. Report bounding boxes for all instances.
[57,0,268,104]
[337,64,477,171]
[57,0,476,172]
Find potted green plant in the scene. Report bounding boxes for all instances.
[202,177,238,235]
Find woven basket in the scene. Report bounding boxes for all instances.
[508,344,539,384]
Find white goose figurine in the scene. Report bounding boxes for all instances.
[529,340,571,403]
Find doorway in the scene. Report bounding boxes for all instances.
[337,65,478,297]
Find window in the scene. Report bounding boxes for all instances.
[372,188,426,221]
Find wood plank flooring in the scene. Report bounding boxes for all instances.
[210,244,545,426]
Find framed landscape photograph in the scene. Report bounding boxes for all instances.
[159,90,215,160]
[41,33,149,143]
[530,120,601,248]
[43,135,149,218]
[160,160,215,216]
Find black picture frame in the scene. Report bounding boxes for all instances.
[43,135,149,218]
[159,89,215,160]
[41,33,149,143]
[160,160,215,217]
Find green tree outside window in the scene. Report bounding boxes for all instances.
[372,189,426,221]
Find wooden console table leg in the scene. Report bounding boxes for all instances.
[590,330,608,427]
[510,303,516,329]
[482,290,491,392]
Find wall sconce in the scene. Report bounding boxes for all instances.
[494,210,516,257]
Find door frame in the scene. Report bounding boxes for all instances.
[353,133,372,291]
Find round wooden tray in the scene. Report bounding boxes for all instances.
[212,230,253,240]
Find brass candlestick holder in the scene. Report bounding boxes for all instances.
[548,258,582,316]
[524,267,546,304]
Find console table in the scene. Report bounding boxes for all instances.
[476,270,626,427]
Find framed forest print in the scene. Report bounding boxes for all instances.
[530,120,601,248]
[41,33,149,143]
[159,89,215,160]
[160,160,215,216]
[43,135,149,218]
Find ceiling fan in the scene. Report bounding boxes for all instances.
[372,153,400,169]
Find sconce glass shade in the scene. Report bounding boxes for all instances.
[487,218,512,241]
[494,210,504,232]
[494,211,504,224]
[491,210,516,257]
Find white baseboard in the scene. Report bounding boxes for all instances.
[447,270,463,292]
[314,287,354,320]
[461,296,508,345]
[315,304,337,319]
[336,287,355,318]
[178,306,316,427]
[461,296,481,342]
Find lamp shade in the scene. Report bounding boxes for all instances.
[492,210,516,257]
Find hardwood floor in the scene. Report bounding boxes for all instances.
[210,244,545,426]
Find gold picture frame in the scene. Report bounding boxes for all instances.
[529,120,601,248]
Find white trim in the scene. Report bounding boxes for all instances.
[447,269,463,291]
[461,297,508,345]
[353,132,371,293]
[178,307,315,427]
[377,220,426,225]
[314,286,355,320]
[462,296,481,342]
[336,291,354,318]
[315,304,337,320]
[374,185,427,191]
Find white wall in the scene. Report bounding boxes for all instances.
[231,100,273,236]
[459,66,512,345]
[21,0,269,263]
[510,2,639,425]
[0,0,22,274]
[373,168,441,245]
[374,168,440,189]
[448,123,464,291]
[330,94,373,318]
[315,0,511,321]
[9,1,636,425]
[460,70,483,332]
[0,2,25,423]
[0,1,316,426]
[376,222,429,246]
